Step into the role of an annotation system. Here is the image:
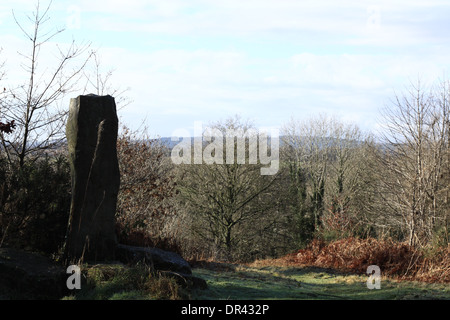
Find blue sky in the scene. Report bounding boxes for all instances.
[2,0,450,138]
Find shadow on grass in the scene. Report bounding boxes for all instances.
[191,262,450,300]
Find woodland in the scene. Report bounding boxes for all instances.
[1,2,449,289]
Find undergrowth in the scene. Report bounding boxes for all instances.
[254,237,450,283]
[64,264,188,300]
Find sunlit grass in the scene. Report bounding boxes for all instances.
[191,264,450,300]
[60,260,450,300]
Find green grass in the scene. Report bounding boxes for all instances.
[190,264,450,300]
[58,262,450,300]
[63,263,187,300]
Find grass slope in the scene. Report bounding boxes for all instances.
[190,263,450,300]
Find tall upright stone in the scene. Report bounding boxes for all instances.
[64,95,120,262]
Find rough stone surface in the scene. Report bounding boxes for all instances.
[0,248,67,299]
[116,244,208,289]
[116,244,192,275]
[64,94,120,262]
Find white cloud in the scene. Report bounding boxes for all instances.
[3,0,450,137]
[67,0,450,47]
[88,41,450,136]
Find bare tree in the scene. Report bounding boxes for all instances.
[0,1,93,168]
[0,49,16,142]
[282,115,338,231]
[83,52,133,110]
[177,116,279,260]
[281,114,373,240]
[323,120,372,235]
[378,79,449,246]
[116,124,178,249]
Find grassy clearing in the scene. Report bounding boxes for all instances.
[60,261,450,300]
[52,261,450,300]
[190,263,450,300]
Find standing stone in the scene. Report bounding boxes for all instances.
[64,95,120,262]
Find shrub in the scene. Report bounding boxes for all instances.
[115,125,180,253]
[293,237,449,283]
[0,155,71,254]
[76,264,186,300]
